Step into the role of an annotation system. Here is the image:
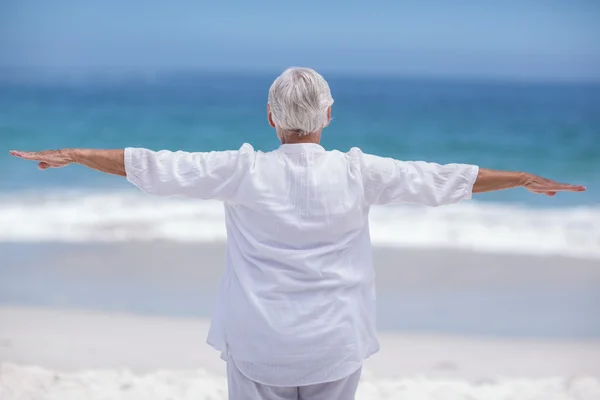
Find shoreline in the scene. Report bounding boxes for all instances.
[2,241,599,339]
[1,191,599,260]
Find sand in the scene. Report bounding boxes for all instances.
[1,241,599,398]
[1,306,600,399]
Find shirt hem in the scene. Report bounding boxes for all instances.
[227,345,379,387]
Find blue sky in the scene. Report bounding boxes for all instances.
[1,0,599,81]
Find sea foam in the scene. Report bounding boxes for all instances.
[0,191,598,259]
[1,364,598,400]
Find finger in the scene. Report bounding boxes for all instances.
[9,150,24,158]
[9,150,46,161]
[532,186,584,194]
[552,185,586,192]
[38,162,51,170]
[540,183,586,192]
[546,191,557,196]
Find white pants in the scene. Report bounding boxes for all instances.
[227,358,362,400]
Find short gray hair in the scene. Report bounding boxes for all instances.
[268,67,334,136]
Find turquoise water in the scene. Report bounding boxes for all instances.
[0,73,599,257]
[1,73,598,206]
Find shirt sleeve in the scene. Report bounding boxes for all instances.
[359,152,479,207]
[124,143,255,201]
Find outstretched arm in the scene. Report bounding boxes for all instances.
[473,168,586,196]
[10,149,126,176]
[360,152,586,207]
[9,145,255,201]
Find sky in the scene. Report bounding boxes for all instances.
[1,0,600,81]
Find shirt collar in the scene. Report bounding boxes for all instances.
[278,143,326,153]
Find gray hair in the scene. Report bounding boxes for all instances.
[268,67,334,136]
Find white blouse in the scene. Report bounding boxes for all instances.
[124,142,479,387]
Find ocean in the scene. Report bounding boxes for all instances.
[1,72,599,255]
[1,72,599,340]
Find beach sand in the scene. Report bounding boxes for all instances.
[1,242,600,399]
[1,306,600,399]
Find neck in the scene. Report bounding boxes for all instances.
[279,131,321,144]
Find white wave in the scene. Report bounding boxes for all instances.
[1,364,598,400]
[0,191,599,259]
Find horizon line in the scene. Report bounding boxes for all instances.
[1,66,599,86]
